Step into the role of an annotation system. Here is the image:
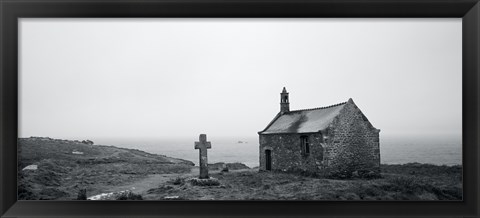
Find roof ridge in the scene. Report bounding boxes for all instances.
[288,101,347,113]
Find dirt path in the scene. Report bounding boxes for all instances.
[89,168,200,199]
[123,168,200,194]
[88,167,254,199]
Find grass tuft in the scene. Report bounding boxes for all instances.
[169,177,186,186]
[189,177,220,186]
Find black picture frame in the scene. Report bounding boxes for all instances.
[1,0,479,217]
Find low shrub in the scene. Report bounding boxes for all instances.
[326,171,350,179]
[38,187,69,200]
[116,191,143,200]
[76,188,87,200]
[169,177,185,185]
[226,163,250,170]
[17,182,38,200]
[348,183,385,199]
[189,177,220,186]
[382,176,427,194]
[381,163,462,178]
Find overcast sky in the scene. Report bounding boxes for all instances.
[19,18,462,140]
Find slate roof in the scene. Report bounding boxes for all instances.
[259,102,347,134]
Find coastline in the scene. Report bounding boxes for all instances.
[90,135,462,167]
[18,137,462,200]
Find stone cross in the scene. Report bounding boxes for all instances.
[194,134,211,179]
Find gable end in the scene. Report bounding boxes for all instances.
[342,98,379,131]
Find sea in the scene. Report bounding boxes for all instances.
[92,135,462,168]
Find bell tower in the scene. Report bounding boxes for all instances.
[280,87,290,113]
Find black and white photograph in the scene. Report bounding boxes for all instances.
[17,18,462,201]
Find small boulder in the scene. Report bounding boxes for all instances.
[221,164,229,172]
[22,165,38,171]
[164,196,180,200]
[72,151,84,155]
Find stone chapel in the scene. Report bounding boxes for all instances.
[258,87,381,178]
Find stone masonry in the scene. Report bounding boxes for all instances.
[259,132,325,174]
[322,99,380,177]
[258,88,380,178]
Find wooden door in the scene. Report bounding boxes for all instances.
[265,150,272,171]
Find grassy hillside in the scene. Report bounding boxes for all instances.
[18,137,462,201]
[18,137,194,200]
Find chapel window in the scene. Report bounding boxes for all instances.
[301,136,310,157]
